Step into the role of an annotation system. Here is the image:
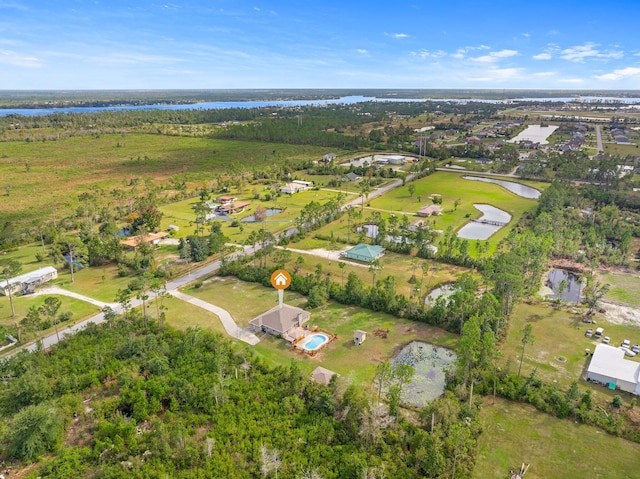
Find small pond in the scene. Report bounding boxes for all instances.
[424,283,457,306]
[462,176,541,199]
[241,208,283,223]
[545,268,582,303]
[391,341,457,408]
[457,204,511,240]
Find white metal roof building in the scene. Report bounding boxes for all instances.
[586,344,640,395]
[0,266,58,296]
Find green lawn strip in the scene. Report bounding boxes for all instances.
[475,397,640,479]
[0,244,48,272]
[56,263,133,303]
[602,272,640,307]
[501,301,640,403]
[153,295,227,335]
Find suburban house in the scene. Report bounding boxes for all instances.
[218,196,237,205]
[321,153,336,163]
[586,344,640,395]
[311,366,338,386]
[342,172,361,182]
[466,136,483,145]
[249,304,311,342]
[341,244,385,263]
[121,232,169,250]
[417,205,443,217]
[408,219,429,232]
[280,180,312,194]
[0,266,58,296]
[218,201,250,215]
[380,155,406,165]
[354,330,367,345]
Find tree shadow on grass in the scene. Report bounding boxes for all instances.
[526,313,544,323]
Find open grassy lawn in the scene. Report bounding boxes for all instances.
[0,244,49,272]
[182,276,457,384]
[602,272,640,307]
[0,132,338,227]
[152,295,227,336]
[501,300,640,403]
[475,397,640,479]
[367,171,541,246]
[54,263,134,303]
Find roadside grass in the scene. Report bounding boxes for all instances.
[602,272,640,307]
[53,263,132,303]
[501,300,640,403]
[183,276,457,384]
[151,295,227,335]
[475,397,640,479]
[0,132,338,227]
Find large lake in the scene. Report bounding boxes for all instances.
[462,176,541,199]
[3,95,640,116]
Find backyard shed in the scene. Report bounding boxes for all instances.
[311,366,338,385]
[354,330,367,345]
[341,244,385,263]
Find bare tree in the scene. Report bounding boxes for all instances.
[260,445,282,479]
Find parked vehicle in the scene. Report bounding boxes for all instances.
[585,328,594,338]
[603,336,610,344]
[622,339,630,348]
[582,317,596,324]
[632,344,640,354]
[594,327,604,339]
[621,347,636,357]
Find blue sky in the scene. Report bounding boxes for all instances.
[2,0,640,90]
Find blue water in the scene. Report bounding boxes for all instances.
[241,208,283,223]
[3,94,639,117]
[303,334,328,351]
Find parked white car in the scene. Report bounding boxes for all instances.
[603,336,610,344]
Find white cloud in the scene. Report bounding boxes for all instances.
[533,52,552,60]
[595,67,640,81]
[386,32,408,39]
[356,49,369,55]
[450,45,490,59]
[470,49,518,63]
[533,71,556,77]
[0,49,40,67]
[560,42,623,62]
[410,49,446,59]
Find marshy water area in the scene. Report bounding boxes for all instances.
[546,269,582,303]
[457,204,511,240]
[462,176,541,199]
[241,208,283,223]
[424,283,457,306]
[392,341,457,408]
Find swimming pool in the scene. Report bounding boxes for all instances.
[300,333,329,351]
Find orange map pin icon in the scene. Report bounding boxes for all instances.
[270,269,291,290]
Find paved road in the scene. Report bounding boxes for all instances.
[595,124,603,152]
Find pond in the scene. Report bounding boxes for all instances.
[424,283,457,306]
[462,176,541,199]
[457,204,511,240]
[545,268,582,303]
[391,341,457,408]
[241,208,283,223]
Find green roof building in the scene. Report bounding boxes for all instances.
[342,244,385,263]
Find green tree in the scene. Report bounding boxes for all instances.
[518,324,534,377]
[7,403,64,461]
[1,259,22,317]
[39,296,62,343]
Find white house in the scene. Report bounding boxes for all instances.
[0,266,58,296]
[280,182,307,194]
[586,344,640,395]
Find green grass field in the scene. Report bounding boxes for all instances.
[0,132,339,227]
[602,272,640,307]
[475,397,640,479]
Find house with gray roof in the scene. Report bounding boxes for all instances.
[249,304,310,341]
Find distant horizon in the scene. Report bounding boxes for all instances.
[2,1,640,90]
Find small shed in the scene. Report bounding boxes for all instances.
[354,330,367,345]
[311,366,338,386]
